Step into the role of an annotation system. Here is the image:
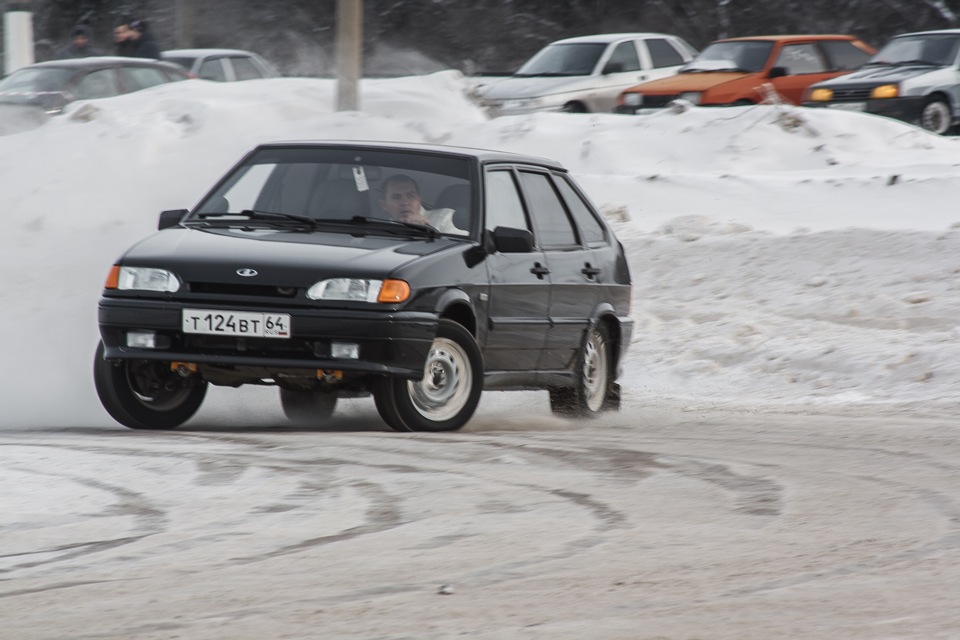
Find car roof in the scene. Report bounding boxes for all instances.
[162,49,262,58]
[715,34,862,43]
[21,56,185,70]
[257,140,566,171]
[889,29,960,37]
[551,32,681,45]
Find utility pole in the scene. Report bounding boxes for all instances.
[335,0,362,111]
[3,0,34,75]
[175,0,194,49]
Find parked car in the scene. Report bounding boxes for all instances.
[473,32,697,116]
[615,35,874,113]
[0,56,190,115]
[93,141,634,432]
[161,48,280,81]
[803,29,960,135]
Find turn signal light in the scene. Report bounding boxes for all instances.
[378,279,411,303]
[105,265,120,289]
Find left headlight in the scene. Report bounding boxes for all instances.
[871,84,899,99]
[105,266,180,292]
[307,278,411,303]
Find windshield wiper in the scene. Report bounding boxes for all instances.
[347,216,443,239]
[892,59,940,66]
[197,209,319,230]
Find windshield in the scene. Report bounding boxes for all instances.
[683,41,774,73]
[191,147,474,237]
[868,34,960,66]
[0,67,73,94]
[515,42,607,77]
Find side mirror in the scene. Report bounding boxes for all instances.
[491,226,534,253]
[768,66,788,79]
[158,209,188,230]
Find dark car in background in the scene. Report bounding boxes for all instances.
[803,29,960,134]
[161,48,280,81]
[94,141,634,432]
[0,56,190,116]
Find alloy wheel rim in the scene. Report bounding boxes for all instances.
[582,333,607,412]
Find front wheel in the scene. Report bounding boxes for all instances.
[549,323,611,419]
[374,320,482,432]
[921,98,953,135]
[93,341,207,429]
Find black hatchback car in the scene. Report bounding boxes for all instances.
[94,141,634,432]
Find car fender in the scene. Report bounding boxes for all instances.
[586,302,634,379]
[435,287,479,337]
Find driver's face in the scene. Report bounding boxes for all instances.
[381,182,422,221]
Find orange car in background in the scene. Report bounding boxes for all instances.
[615,35,875,113]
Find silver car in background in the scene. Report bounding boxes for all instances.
[161,48,280,81]
[473,32,697,116]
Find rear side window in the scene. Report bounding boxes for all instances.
[121,66,171,91]
[518,171,577,249]
[231,57,263,80]
[73,69,119,99]
[199,58,227,81]
[484,170,529,232]
[820,40,872,70]
[774,44,827,74]
[646,38,686,68]
[606,41,641,72]
[554,176,606,245]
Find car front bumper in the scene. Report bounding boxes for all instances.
[98,297,438,379]
[804,96,927,125]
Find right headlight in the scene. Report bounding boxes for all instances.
[622,93,643,107]
[808,88,834,102]
[105,266,180,292]
[677,91,702,105]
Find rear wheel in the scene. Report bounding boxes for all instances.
[549,324,611,419]
[93,341,207,430]
[280,388,337,426]
[374,320,482,432]
[921,98,952,135]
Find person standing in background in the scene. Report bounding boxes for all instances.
[57,24,102,59]
[114,18,161,59]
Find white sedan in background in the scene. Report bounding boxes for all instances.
[161,48,280,81]
[473,32,697,116]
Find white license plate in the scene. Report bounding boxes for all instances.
[827,102,866,112]
[182,309,291,338]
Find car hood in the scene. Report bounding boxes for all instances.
[120,226,462,287]
[626,71,754,94]
[477,75,596,100]
[813,64,940,86]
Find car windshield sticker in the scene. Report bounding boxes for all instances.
[353,166,369,192]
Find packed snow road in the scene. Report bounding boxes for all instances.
[2,393,958,640]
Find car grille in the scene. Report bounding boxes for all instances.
[188,282,298,298]
[640,95,677,108]
[829,87,873,101]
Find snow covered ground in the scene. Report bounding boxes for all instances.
[2,70,960,425]
[2,71,960,640]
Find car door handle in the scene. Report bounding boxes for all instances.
[581,263,601,279]
[530,263,550,279]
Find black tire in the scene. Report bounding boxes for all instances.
[562,102,587,113]
[921,98,953,135]
[93,341,207,430]
[280,388,337,426]
[549,323,611,419]
[373,320,482,432]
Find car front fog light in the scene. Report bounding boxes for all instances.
[127,331,158,348]
[331,342,360,359]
